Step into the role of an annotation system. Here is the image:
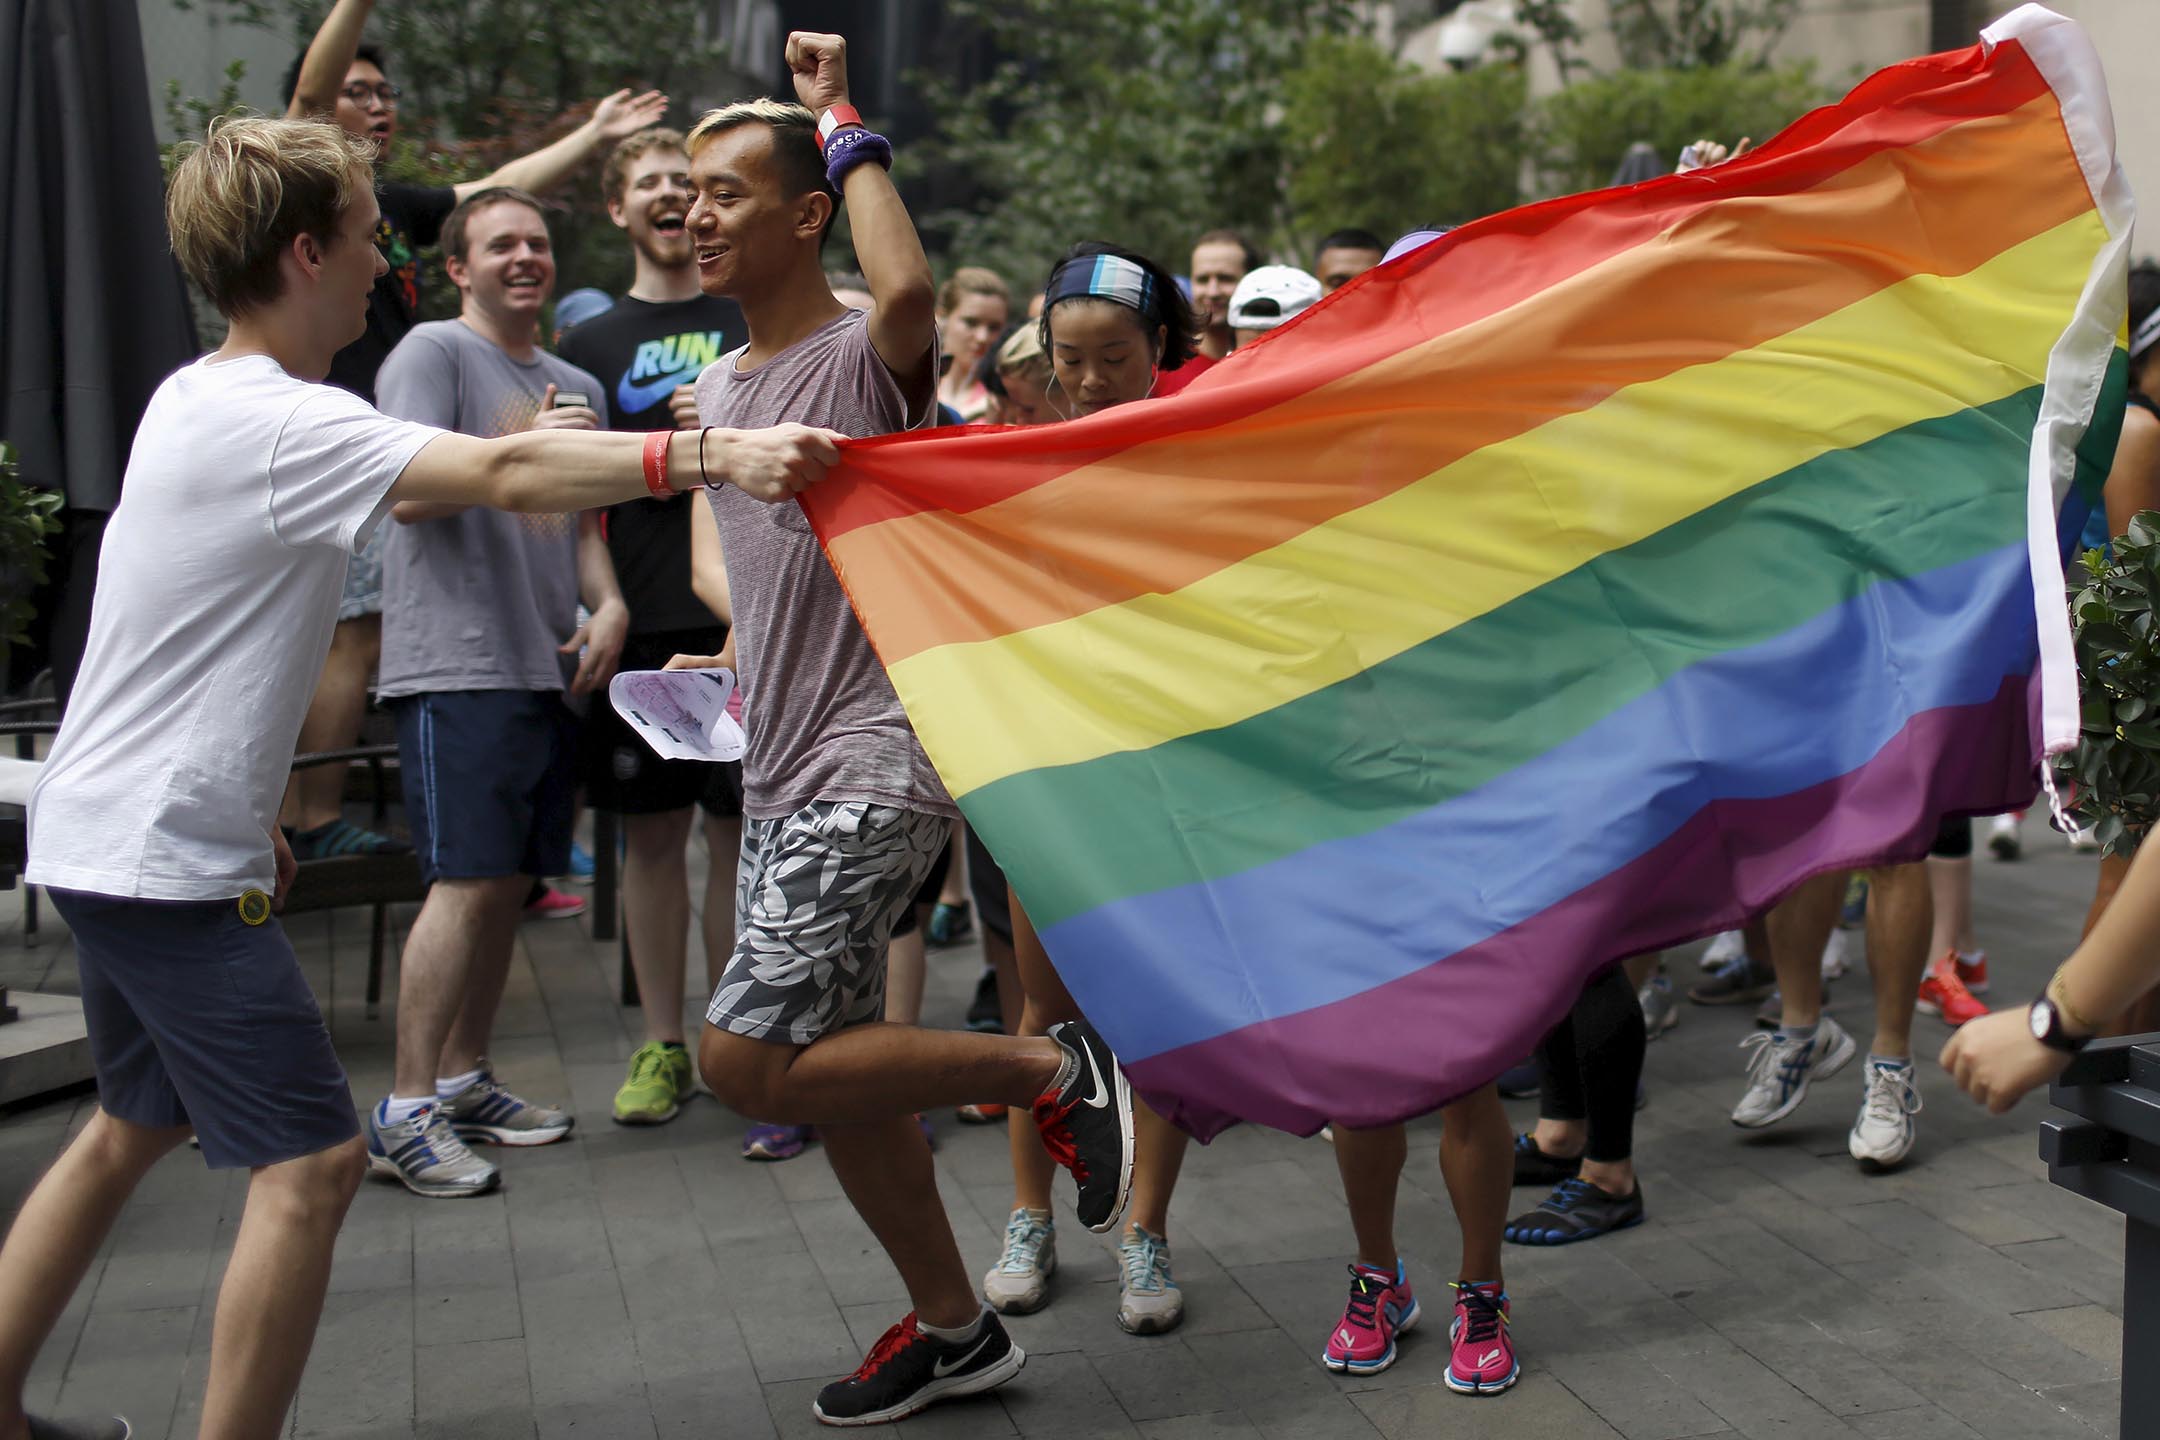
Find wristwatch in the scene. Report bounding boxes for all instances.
[2029,993,2093,1054]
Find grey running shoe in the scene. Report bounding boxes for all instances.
[983,1207,1057,1314]
[1638,975,1680,1039]
[1731,1015,1856,1129]
[1849,1057,1922,1171]
[1688,951,1775,1005]
[439,1063,574,1147]
[365,1101,500,1198]
[1117,1225,1184,1334]
[28,1417,132,1440]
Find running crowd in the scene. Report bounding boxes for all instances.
[6,8,2160,1438]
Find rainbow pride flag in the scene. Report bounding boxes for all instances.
[804,4,2133,1138]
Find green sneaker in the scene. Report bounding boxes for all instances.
[613,1041,694,1126]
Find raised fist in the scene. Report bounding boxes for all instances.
[785,32,850,117]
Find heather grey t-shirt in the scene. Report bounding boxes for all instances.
[695,308,953,820]
[374,320,601,697]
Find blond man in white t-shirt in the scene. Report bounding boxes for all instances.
[1,116,838,1440]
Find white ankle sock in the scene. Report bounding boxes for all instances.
[916,1307,987,1342]
[379,1094,433,1126]
[436,1067,484,1101]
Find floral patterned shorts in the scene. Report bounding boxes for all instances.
[705,800,948,1046]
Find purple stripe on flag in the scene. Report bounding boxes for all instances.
[1128,671,2038,1141]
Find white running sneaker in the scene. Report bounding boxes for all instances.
[1849,1057,1922,1171]
[1987,812,2022,860]
[1117,1225,1184,1334]
[1699,930,1746,970]
[1638,974,1680,1039]
[1732,1015,1856,1129]
[1819,930,1848,980]
[983,1207,1057,1314]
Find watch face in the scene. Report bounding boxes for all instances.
[2030,1002,2052,1041]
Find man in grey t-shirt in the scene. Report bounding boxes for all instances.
[677,34,1137,1428]
[365,187,630,1200]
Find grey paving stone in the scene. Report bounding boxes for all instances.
[1846,1406,1984,1440]
[760,1375,1018,1438]
[52,1304,194,1440]
[1134,1414,1264,1438]
[1350,1372,1624,1439]
[1994,1236,2125,1315]
[989,1347,1139,1438]
[519,1268,642,1411]
[2016,1305,2123,1372]
[292,1287,415,1436]
[2036,1379,2121,1439]
[414,1335,534,1440]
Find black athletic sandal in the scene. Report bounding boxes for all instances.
[1504,1177,1646,1245]
[1511,1132,1581,1188]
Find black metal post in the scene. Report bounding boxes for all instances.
[2043,1034,2160,1440]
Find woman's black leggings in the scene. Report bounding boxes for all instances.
[1536,964,1647,1164]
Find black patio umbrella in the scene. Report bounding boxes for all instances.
[1,0,199,702]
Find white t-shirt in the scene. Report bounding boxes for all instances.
[27,355,442,901]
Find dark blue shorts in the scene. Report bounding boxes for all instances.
[393,690,578,886]
[50,889,359,1170]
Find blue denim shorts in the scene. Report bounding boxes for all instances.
[50,889,359,1169]
[392,690,578,886]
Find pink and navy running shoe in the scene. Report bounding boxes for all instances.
[1321,1260,1421,1375]
[1445,1280,1519,1396]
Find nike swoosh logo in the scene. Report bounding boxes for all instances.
[1078,1042,1111,1110]
[931,1334,994,1378]
[617,367,703,415]
[1478,1348,1503,1367]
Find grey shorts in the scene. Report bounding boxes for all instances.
[705,801,947,1045]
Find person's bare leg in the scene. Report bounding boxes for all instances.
[1007,894,1071,1211]
[623,808,695,1043]
[0,1111,190,1440]
[937,821,968,909]
[1863,863,1931,1059]
[700,813,742,1000]
[1622,950,1661,988]
[390,874,527,1098]
[195,1138,367,1440]
[280,615,380,832]
[1331,1124,1407,1270]
[1771,873,1845,1030]
[1440,1085,1509,1284]
[438,875,528,1080]
[1925,854,1976,960]
[700,1022,1063,1123]
[822,1115,979,1329]
[1530,1115,1585,1161]
[1126,1104,1189,1238]
[885,920,928,1027]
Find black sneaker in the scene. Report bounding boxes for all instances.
[1503,1177,1645,1246]
[965,965,1003,1033]
[28,1414,133,1439]
[811,1311,1023,1426]
[1511,1132,1580,1188]
[1033,1020,1134,1232]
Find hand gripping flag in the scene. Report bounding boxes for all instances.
[802,4,2134,1138]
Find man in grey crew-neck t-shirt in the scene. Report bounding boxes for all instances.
[695,307,950,823]
[376,318,599,696]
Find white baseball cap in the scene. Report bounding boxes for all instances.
[1228,265,1323,332]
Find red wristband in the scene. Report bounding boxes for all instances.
[817,103,863,151]
[642,430,674,499]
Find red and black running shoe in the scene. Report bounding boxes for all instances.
[811,1310,1023,1426]
[1032,1020,1135,1233]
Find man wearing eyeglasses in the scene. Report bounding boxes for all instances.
[282,0,666,406]
[270,0,665,870]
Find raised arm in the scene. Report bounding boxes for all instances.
[286,0,375,118]
[460,89,669,201]
[786,33,936,408]
[389,424,842,515]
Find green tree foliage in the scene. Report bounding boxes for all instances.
[1534,60,1826,194]
[1605,0,1803,70]
[2055,519,2160,856]
[0,445,63,666]
[912,0,1360,287]
[1279,35,1528,248]
[164,0,762,315]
